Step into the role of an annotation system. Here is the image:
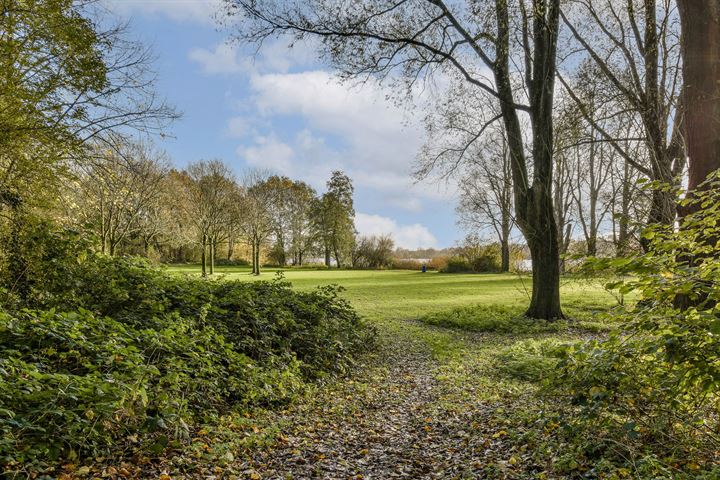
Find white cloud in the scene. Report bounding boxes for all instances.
[226,116,252,138]
[106,0,222,25]
[188,44,243,74]
[238,135,294,173]
[355,213,438,250]
[242,70,454,210]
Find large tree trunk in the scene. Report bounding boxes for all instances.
[227,237,234,260]
[678,0,720,197]
[495,0,563,320]
[254,239,261,275]
[250,241,257,275]
[526,221,563,320]
[522,183,564,320]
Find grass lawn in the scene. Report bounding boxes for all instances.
[163,265,630,477]
[165,265,618,322]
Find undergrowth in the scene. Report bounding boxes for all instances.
[0,253,375,475]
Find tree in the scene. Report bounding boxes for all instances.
[351,234,395,268]
[240,171,276,275]
[314,171,355,268]
[558,0,684,231]
[555,90,615,257]
[228,0,565,318]
[0,0,176,296]
[180,160,237,276]
[287,180,318,266]
[0,0,176,210]
[676,1,720,200]
[455,126,514,272]
[70,140,169,256]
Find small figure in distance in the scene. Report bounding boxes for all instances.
[421,264,427,273]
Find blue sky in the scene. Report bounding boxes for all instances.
[107,0,461,249]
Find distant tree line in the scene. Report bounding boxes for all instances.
[62,149,364,275]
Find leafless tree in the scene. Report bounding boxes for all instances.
[71,139,169,256]
[558,0,684,232]
[227,0,567,317]
[456,125,515,272]
[240,170,276,275]
[181,160,237,276]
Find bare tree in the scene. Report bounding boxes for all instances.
[180,160,237,276]
[226,0,567,318]
[558,0,684,231]
[456,126,514,272]
[240,171,276,275]
[71,140,169,256]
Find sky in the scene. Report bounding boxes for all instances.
[106,0,461,249]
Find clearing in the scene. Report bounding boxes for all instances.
[167,266,616,479]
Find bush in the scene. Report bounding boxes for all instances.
[442,256,473,273]
[545,176,720,476]
[441,250,501,273]
[32,256,374,378]
[495,339,569,382]
[0,252,375,468]
[427,256,448,271]
[390,258,423,270]
[0,307,292,467]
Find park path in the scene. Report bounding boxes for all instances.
[241,320,523,479]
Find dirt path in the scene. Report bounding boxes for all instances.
[243,321,520,479]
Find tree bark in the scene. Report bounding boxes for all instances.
[526,223,563,319]
[209,237,215,275]
[678,0,720,198]
[496,0,563,319]
[254,239,261,275]
[500,238,510,273]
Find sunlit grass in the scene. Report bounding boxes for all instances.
[165,265,618,323]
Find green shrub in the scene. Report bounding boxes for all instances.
[0,250,375,469]
[421,304,562,333]
[546,175,720,475]
[442,256,474,273]
[0,307,298,467]
[390,258,423,270]
[30,256,374,377]
[441,252,501,273]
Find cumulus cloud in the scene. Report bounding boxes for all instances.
[243,70,457,210]
[355,213,438,250]
[188,44,244,75]
[238,135,294,173]
[105,0,222,25]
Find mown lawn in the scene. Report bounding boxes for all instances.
[163,265,633,477]
[165,265,618,322]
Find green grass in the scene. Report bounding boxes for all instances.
[166,265,628,476]
[166,265,618,323]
